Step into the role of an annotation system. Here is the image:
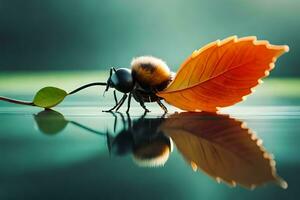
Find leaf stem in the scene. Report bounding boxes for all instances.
[69,121,106,136]
[68,82,107,95]
[0,96,34,106]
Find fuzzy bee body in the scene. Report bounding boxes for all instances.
[106,56,171,113]
[131,56,173,104]
[131,56,172,92]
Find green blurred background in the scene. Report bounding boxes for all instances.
[0,0,298,76]
[1,1,300,199]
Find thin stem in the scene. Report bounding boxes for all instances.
[68,82,107,95]
[0,96,34,106]
[70,121,106,136]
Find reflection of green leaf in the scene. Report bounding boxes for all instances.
[33,87,67,108]
[34,110,69,135]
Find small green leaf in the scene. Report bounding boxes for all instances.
[34,110,68,135]
[33,87,67,108]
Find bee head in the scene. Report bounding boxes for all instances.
[107,68,134,93]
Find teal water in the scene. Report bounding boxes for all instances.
[0,91,299,200]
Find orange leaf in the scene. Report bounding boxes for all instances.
[157,36,289,111]
[160,112,287,189]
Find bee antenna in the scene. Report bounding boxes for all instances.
[103,67,117,96]
[103,83,110,96]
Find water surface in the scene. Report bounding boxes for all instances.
[0,76,299,200]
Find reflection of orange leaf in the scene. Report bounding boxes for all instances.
[157,36,289,112]
[161,112,287,189]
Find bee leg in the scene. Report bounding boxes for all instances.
[106,131,113,155]
[135,94,150,113]
[116,112,126,128]
[115,94,128,112]
[132,90,150,113]
[113,90,118,104]
[103,90,118,112]
[126,112,132,129]
[126,93,132,113]
[109,111,118,132]
[103,93,127,112]
[139,100,150,113]
[157,100,168,113]
[141,110,148,118]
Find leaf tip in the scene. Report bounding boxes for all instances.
[263,152,270,159]
[276,177,288,189]
[240,36,257,43]
[256,139,263,146]
[269,63,275,70]
[216,177,222,184]
[191,49,200,58]
[283,45,290,52]
[258,79,264,84]
[230,180,237,187]
[242,96,247,101]
[264,70,270,76]
[241,122,248,129]
[251,133,258,140]
[190,161,198,171]
[250,184,256,190]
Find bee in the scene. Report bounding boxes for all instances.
[104,56,173,113]
[99,36,288,113]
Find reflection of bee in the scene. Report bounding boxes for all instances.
[108,116,173,167]
[34,109,173,167]
[104,56,173,113]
